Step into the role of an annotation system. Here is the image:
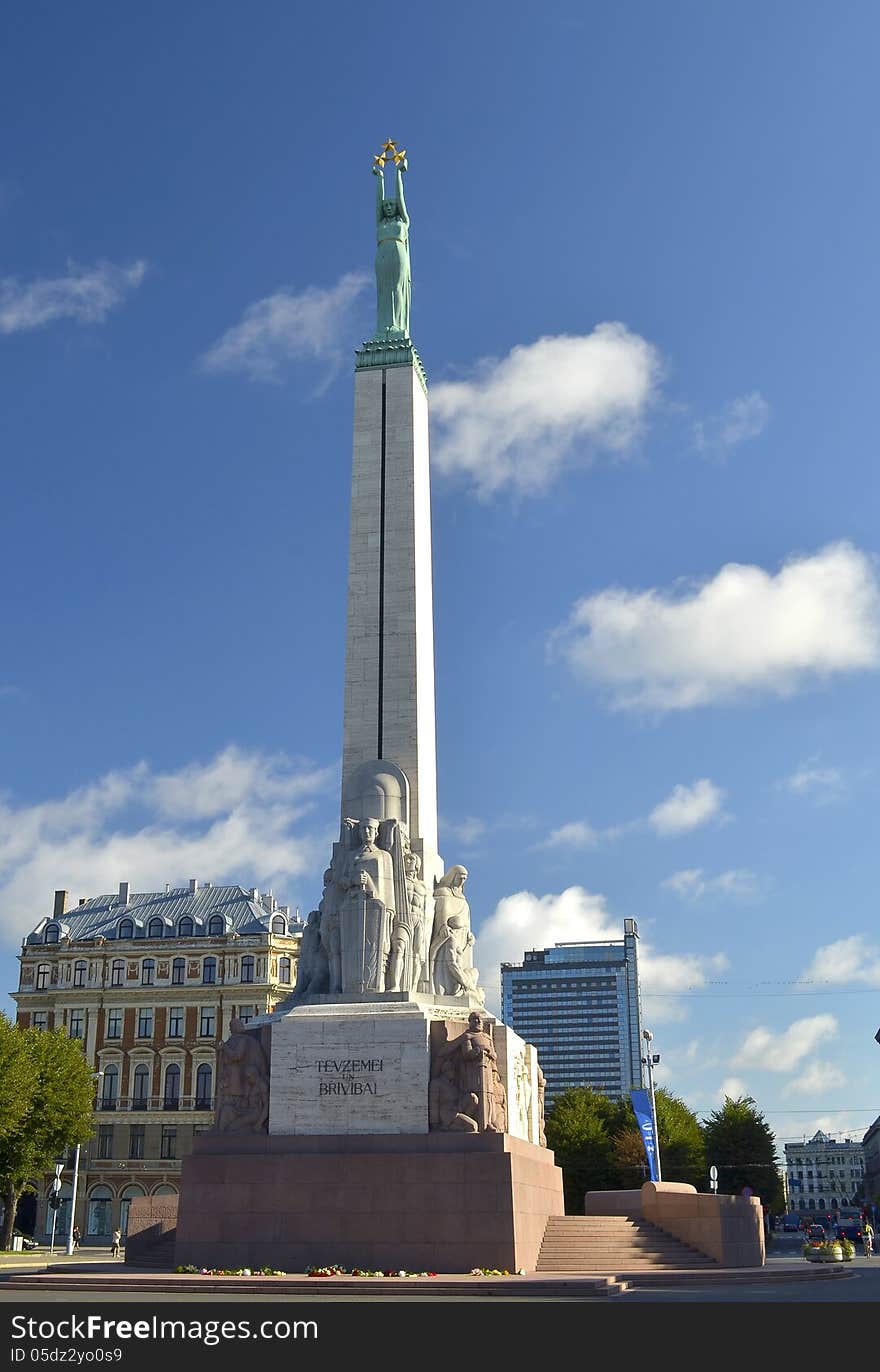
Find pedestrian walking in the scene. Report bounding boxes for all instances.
[72,1225,81,1251]
[111,1227,122,1259]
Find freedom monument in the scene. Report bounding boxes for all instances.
[174,144,564,1272]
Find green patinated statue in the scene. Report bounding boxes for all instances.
[372,142,411,338]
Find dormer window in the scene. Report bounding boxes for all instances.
[44,925,60,944]
[271,916,287,935]
[207,915,225,936]
[118,919,135,940]
[177,917,194,937]
[147,918,164,939]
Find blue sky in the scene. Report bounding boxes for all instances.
[2,2,878,1160]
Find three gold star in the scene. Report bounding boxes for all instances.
[373,139,407,168]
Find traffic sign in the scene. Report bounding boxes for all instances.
[709,1166,718,1181]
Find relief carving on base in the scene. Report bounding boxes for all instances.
[212,1019,269,1134]
[429,1013,507,1134]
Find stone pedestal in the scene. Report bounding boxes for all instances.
[175,1131,563,1273]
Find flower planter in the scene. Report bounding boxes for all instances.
[820,1245,843,1263]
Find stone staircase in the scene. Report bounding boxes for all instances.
[536,1215,717,1272]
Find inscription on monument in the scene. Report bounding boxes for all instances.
[316,1056,385,1096]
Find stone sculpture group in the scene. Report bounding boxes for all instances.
[428,1012,508,1135]
[290,816,484,1004]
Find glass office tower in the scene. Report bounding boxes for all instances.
[501,919,645,1102]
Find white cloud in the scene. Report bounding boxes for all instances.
[662,867,760,900]
[801,935,880,987]
[649,779,726,835]
[0,260,147,334]
[441,816,487,849]
[475,884,726,1019]
[732,1014,838,1072]
[782,760,846,802]
[0,747,333,947]
[200,271,370,382]
[430,324,661,497]
[551,541,880,710]
[784,1061,846,1096]
[538,820,600,850]
[694,391,770,460]
[718,1076,749,1103]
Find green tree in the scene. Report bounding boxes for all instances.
[611,1088,706,1189]
[701,1095,784,1209]
[544,1087,628,1212]
[0,1017,95,1249]
[654,1088,706,1188]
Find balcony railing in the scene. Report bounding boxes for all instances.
[97,1096,214,1113]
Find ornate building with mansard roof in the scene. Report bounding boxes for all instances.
[12,880,303,1244]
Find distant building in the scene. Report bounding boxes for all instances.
[500,919,645,1102]
[783,1130,866,1217]
[862,1116,880,1208]
[11,881,303,1243]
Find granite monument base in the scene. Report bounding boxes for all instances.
[175,1130,563,1273]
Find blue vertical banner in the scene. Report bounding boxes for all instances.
[630,1089,659,1182]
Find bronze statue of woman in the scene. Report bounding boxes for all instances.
[372,156,411,337]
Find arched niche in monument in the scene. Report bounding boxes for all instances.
[341,759,410,828]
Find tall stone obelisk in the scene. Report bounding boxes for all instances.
[340,141,440,878]
[173,147,564,1274]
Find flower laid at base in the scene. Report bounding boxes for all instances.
[306,1266,439,1278]
[174,1265,286,1276]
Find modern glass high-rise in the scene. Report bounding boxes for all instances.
[501,919,645,1102]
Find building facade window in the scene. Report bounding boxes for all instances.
[100,1065,119,1109]
[137,1008,154,1038]
[32,1012,48,1031]
[68,1009,85,1039]
[237,1005,255,1024]
[171,958,185,985]
[73,961,87,987]
[118,920,134,940]
[195,1063,213,1108]
[241,956,255,984]
[36,963,50,990]
[160,1126,177,1160]
[111,960,125,987]
[199,1007,216,1037]
[119,1184,145,1236]
[131,1064,149,1108]
[147,918,164,939]
[141,958,155,986]
[202,957,216,985]
[87,1186,112,1237]
[279,957,291,984]
[163,1063,181,1110]
[97,1124,113,1159]
[167,1006,183,1037]
[128,1125,145,1160]
[106,1008,123,1039]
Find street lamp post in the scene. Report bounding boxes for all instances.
[64,1144,81,1257]
[641,1028,662,1183]
[65,1070,102,1257]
